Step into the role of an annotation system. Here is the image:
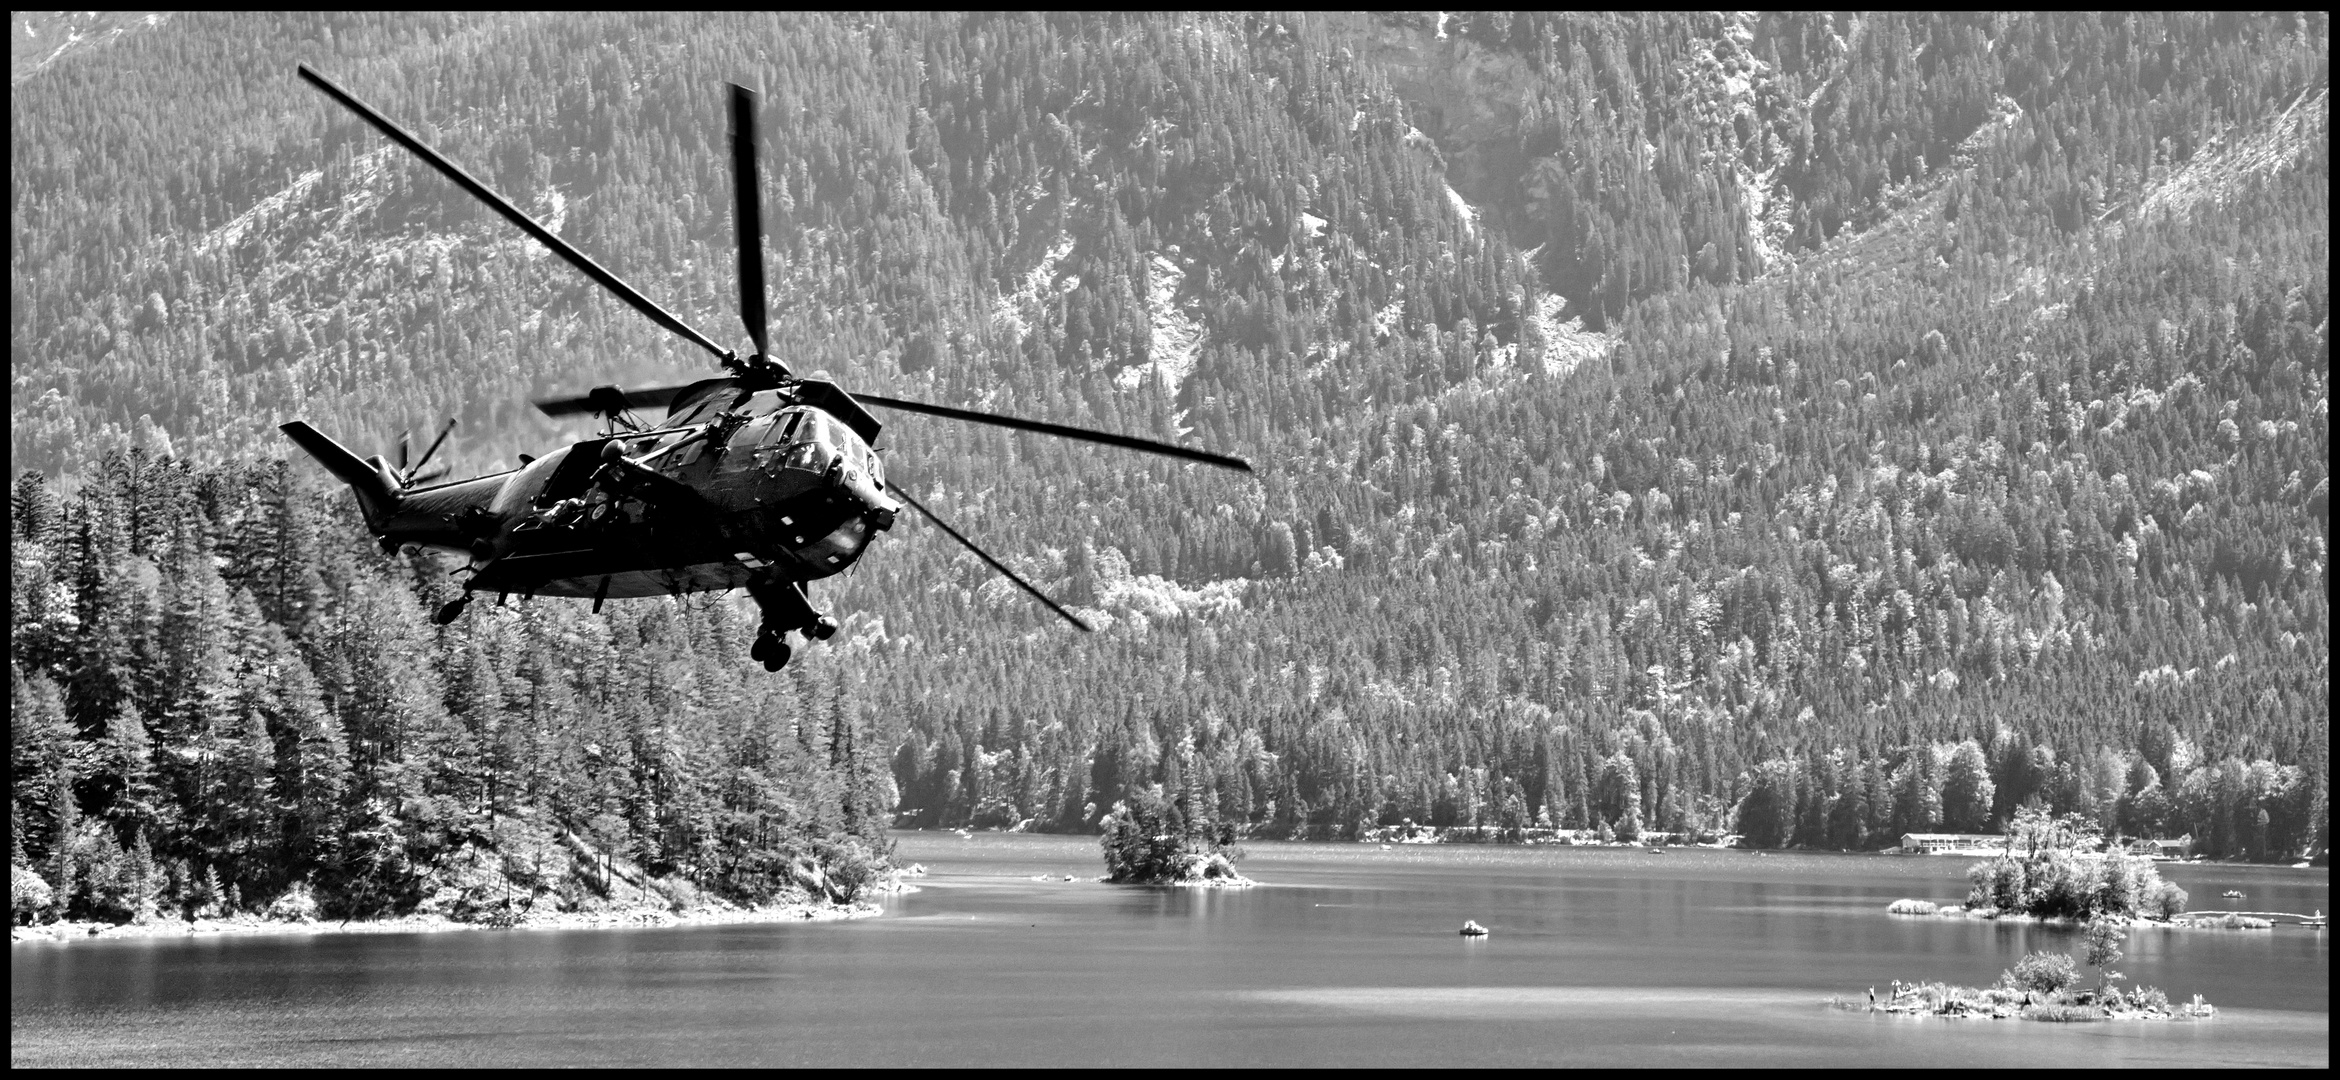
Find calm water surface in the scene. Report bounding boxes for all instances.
[12,835,2328,1067]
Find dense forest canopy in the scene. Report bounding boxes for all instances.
[10,11,2328,922]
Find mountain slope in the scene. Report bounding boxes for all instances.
[9,14,2328,926]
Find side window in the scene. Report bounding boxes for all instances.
[817,414,851,459]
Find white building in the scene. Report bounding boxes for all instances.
[1898,832,2008,855]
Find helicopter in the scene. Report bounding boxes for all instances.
[279,64,1251,673]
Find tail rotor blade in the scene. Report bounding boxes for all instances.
[855,393,1253,473]
[888,482,1091,633]
[397,429,412,472]
[296,64,735,366]
[410,417,458,479]
[730,83,771,361]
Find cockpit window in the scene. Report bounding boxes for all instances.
[783,439,825,473]
[761,408,881,480]
[771,410,805,446]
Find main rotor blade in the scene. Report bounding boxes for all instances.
[296,64,734,365]
[887,483,1092,633]
[730,84,771,361]
[855,393,1253,473]
[533,383,694,418]
[410,417,458,478]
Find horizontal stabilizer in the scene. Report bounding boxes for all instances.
[280,421,400,527]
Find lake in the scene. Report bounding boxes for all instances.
[12,834,2328,1067]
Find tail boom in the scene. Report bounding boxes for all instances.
[281,420,507,558]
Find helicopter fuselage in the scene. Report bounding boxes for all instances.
[305,379,899,604]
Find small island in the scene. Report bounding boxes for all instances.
[1852,946,2217,1022]
[1098,790,1255,886]
[1858,806,2225,1022]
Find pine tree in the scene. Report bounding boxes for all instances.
[1943,739,1996,832]
[14,671,82,878]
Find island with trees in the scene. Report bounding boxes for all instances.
[1854,920,2215,1022]
[1099,789,1253,886]
[1961,806,2190,922]
[1860,805,2238,1021]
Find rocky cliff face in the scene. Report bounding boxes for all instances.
[1318,11,1813,315]
[1323,12,1542,239]
[11,12,171,86]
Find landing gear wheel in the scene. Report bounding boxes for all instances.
[433,595,471,626]
[752,628,791,671]
[809,614,840,641]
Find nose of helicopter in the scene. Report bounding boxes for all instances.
[833,460,897,531]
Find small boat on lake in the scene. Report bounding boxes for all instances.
[2222,889,2246,899]
[1459,920,1489,937]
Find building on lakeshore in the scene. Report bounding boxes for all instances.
[2125,836,2195,860]
[1898,832,2008,855]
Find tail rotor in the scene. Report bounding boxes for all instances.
[393,417,458,487]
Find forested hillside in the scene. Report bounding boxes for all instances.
[11,12,2328,923]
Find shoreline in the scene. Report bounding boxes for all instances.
[11,897,888,945]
